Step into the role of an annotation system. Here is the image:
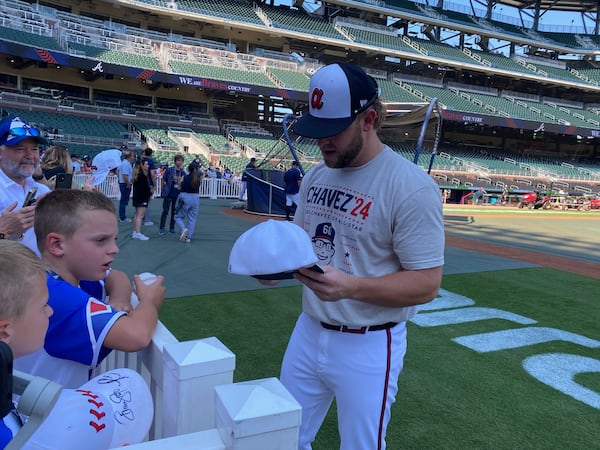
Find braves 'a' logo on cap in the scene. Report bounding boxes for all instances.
[310,88,324,110]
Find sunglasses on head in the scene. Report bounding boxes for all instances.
[7,126,42,139]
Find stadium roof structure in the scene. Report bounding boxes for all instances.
[497,0,598,14]
[378,0,598,32]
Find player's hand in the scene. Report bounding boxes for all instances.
[0,201,35,239]
[133,274,166,310]
[294,265,351,302]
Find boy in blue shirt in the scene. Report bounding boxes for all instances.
[14,189,166,389]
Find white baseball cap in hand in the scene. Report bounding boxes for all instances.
[23,368,153,449]
[91,149,122,185]
[229,219,320,280]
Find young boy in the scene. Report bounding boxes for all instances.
[14,189,166,389]
[0,240,153,448]
[0,240,53,447]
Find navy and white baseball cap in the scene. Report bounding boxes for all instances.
[313,222,335,244]
[0,115,47,146]
[229,219,320,280]
[293,62,380,139]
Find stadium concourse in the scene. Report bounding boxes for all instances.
[109,198,600,300]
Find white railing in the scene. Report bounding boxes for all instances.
[202,177,242,199]
[73,174,244,200]
[73,173,120,197]
[95,295,301,449]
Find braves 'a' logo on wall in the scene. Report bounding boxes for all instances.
[310,88,324,110]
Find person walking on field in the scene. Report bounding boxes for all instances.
[141,148,157,226]
[131,159,152,241]
[284,160,302,221]
[118,149,135,222]
[264,62,445,450]
[174,163,202,243]
[237,157,256,201]
[159,154,185,235]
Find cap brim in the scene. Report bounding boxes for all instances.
[252,271,296,280]
[293,113,355,139]
[251,264,324,280]
[2,135,48,146]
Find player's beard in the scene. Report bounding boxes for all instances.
[324,122,363,169]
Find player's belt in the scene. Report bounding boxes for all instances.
[320,321,398,334]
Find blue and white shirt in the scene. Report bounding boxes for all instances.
[13,273,126,389]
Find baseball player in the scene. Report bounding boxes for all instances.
[284,160,303,220]
[279,62,445,449]
[238,157,257,201]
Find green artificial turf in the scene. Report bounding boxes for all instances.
[159,268,600,449]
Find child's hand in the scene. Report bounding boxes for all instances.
[133,274,166,310]
[104,274,166,352]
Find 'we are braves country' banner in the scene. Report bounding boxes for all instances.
[0,40,305,100]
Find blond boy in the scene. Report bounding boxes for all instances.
[0,241,53,446]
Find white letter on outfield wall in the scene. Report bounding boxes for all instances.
[523,353,600,410]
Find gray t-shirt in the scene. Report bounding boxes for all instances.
[295,146,445,325]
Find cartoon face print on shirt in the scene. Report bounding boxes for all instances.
[311,222,335,265]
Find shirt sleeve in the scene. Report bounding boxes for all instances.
[45,277,126,366]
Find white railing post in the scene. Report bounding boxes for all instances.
[161,337,236,437]
[214,377,301,450]
[209,178,218,199]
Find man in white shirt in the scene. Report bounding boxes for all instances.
[117,150,135,222]
[0,115,50,255]
[70,154,82,174]
[206,165,217,178]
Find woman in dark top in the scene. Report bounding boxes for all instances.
[174,163,202,243]
[39,145,72,188]
[131,159,152,241]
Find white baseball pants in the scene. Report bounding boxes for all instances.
[281,312,407,450]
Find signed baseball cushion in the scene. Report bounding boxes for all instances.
[24,368,153,449]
